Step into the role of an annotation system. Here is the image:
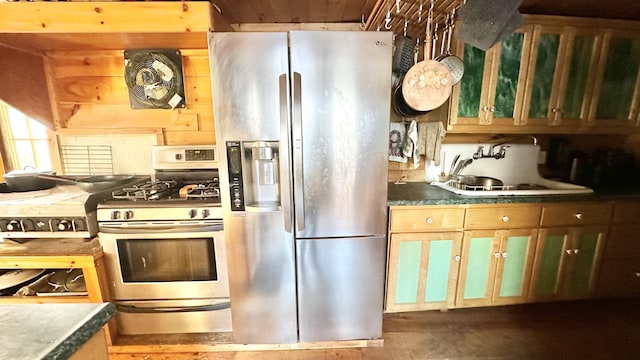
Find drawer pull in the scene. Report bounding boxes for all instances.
[575,213,583,220]
[501,215,509,222]
[426,217,433,224]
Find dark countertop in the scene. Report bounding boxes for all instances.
[0,302,115,360]
[388,182,640,206]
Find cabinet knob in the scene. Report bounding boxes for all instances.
[502,252,508,258]
[482,106,489,112]
[566,249,573,255]
[575,213,583,220]
[502,215,509,222]
[574,249,580,255]
[489,106,496,112]
[425,217,433,224]
[455,255,461,262]
[494,252,501,258]
[634,272,640,277]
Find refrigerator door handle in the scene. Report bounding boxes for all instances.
[279,73,293,233]
[292,71,305,231]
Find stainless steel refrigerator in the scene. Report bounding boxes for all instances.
[208,31,391,344]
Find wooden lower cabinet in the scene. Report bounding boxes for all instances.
[596,201,640,298]
[456,229,538,308]
[529,225,607,300]
[386,232,462,312]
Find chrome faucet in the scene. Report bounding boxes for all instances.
[472,143,509,160]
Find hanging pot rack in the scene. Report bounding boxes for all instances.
[365,0,464,48]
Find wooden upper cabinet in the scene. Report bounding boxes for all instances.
[449,25,533,131]
[521,25,601,128]
[589,29,640,127]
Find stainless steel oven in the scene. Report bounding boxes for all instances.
[97,145,231,335]
[99,224,230,334]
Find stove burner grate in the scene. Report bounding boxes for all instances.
[112,180,177,201]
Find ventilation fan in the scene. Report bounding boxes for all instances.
[124,49,186,109]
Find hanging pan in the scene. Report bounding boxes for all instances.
[435,10,465,85]
[402,2,453,112]
[35,174,135,193]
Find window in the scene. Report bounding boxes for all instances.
[0,101,52,171]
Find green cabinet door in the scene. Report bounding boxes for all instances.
[457,231,499,307]
[565,227,606,299]
[561,33,598,121]
[530,228,570,300]
[386,232,462,312]
[531,227,606,301]
[594,33,640,122]
[493,229,537,305]
[451,27,531,128]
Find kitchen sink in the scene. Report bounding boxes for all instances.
[430,143,594,197]
[433,177,593,196]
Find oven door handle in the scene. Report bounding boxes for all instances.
[99,223,223,234]
[116,302,230,314]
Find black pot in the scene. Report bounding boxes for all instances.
[392,84,430,117]
[4,168,57,192]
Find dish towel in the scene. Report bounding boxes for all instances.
[403,120,420,169]
[417,121,446,166]
[389,122,407,163]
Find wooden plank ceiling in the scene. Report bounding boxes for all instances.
[214,0,640,24]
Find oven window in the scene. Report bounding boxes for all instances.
[117,238,218,282]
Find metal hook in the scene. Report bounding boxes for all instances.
[384,10,392,30]
[360,14,366,29]
[403,19,408,37]
[396,0,401,13]
[418,1,423,22]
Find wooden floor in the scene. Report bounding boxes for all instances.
[109,298,640,360]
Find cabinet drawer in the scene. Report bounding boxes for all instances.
[390,208,465,232]
[464,206,541,229]
[540,203,612,227]
[612,201,640,223]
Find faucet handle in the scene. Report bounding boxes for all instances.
[473,146,484,160]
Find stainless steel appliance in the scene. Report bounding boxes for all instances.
[97,145,231,335]
[209,31,392,343]
[0,184,119,239]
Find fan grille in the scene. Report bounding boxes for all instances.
[124,49,185,109]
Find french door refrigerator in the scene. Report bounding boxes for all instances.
[208,31,392,344]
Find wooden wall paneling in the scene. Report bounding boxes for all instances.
[0,3,212,34]
[163,130,216,146]
[0,45,54,128]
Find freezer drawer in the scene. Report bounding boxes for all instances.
[296,235,386,342]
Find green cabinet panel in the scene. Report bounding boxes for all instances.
[563,35,595,119]
[535,234,565,296]
[463,237,493,300]
[395,240,422,303]
[494,32,524,118]
[528,34,560,118]
[568,232,599,297]
[458,45,487,118]
[424,240,453,302]
[499,235,530,297]
[596,37,640,120]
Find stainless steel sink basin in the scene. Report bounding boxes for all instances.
[433,177,593,196]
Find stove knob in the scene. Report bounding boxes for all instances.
[6,220,21,231]
[202,209,210,218]
[57,220,72,231]
[124,211,134,220]
[111,211,121,220]
[189,209,197,219]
